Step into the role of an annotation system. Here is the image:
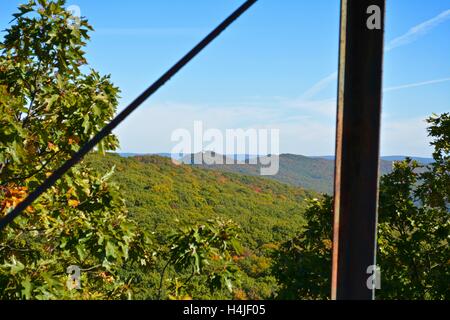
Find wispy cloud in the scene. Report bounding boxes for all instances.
[381,117,432,156]
[300,72,338,100]
[282,97,337,117]
[302,9,450,100]
[280,76,450,119]
[384,77,450,92]
[385,9,450,51]
[114,101,337,155]
[114,100,434,157]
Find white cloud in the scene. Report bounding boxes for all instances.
[380,117,432,157]
[114,101,336,155]
[272,121,335,155]
[114,100,435,157]
[281,97,337,118]
[114,102,276,151]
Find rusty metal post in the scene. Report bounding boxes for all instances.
[332,0,385,300]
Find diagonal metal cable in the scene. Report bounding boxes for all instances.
[0,0,258,231]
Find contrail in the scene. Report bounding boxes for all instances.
[384,77,450,92]
[385,9,450,51]
[300,71,338,100]
[303,9,450,99]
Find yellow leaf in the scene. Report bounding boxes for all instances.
[68,199,80,208]
[322,239,332,250]
[47,142,59,152]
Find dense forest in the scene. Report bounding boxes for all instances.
[84,153,318,299]
[0,0,448,300]
[86,153,317,250]
[184,152,394,194]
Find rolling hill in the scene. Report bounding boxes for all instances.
[85,153,318,249]
[115,152,430,195]
[180,152,394,194]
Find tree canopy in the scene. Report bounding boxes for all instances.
[0,0,153,299]
[272,113,450,300]
[0,0,448,300]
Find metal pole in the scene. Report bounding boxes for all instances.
[332,0,385,300]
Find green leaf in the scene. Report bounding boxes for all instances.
[76,243,87,261]
[193,252,200,274]
[224,278,233,293]
[82,114,91,134]
[21,277,32,300]
[4,256,25,275]
[105,241,117,258]
[101,165,116,182]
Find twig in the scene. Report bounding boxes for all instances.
[157,259,171,300]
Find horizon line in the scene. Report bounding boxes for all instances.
[113,151,433,159]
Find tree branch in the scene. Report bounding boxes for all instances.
[157,259,172,300]
[22,61,42,128]
[1,150,61,186]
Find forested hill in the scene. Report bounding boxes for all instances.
[181,153,394,194]
[85,153,318,249]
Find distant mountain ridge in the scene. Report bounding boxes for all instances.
[119,153,257,162]
[380,156,434,164]
[315,155,434,164]
[117,152,431,194]
[182,153,394,194]
[119,153,433,164]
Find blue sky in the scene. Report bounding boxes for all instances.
[1,0,449,157]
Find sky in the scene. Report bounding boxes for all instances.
[1,0,449,157]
